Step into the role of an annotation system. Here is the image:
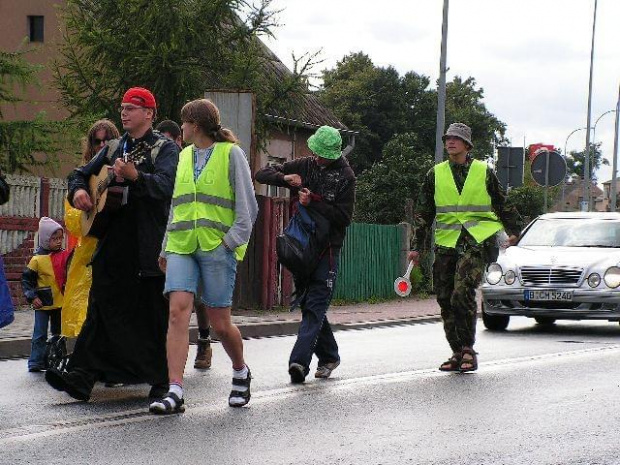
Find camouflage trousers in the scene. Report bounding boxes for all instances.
[433,248,485,353]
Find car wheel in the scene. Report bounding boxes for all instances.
[482,309,510,331]
[534,317,556,326]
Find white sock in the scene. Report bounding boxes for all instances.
[169,383,183,399]
[233,365,249,380]
[231,365,249,395]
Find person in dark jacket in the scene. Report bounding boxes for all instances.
[255,125,356,384]
[45,87,179,402]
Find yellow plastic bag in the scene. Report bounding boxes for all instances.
[62,202,97,337]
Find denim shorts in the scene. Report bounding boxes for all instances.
[164,245,237,308]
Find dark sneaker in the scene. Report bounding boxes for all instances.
[45,368,90,401]
[149,383,169,399]
[104,382,124,388]
[229,366,251,407]
[315,361,340,379]
[288,363,306,384]
[194,338,213,369]
[28,366,45,373]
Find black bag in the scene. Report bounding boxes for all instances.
[276,205,330,278]
[35,287,54,307]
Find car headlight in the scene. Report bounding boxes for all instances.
[486,263,503,285]
[504,270,516,285]
[604,267,620,288]
[587,273,601,288]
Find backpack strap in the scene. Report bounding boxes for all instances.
[149,138,166,164]
[104,138,122,162]
[104,136,166,165]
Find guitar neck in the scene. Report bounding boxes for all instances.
[97,168,116,196]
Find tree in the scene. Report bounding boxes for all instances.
[565,142,608,181]
[0,50,86,173]
[355,133,434,224]
[54,0,311,148]
[506,185,545,225]
[320,53,411,173]
[444,76,507,159]
[320,53,506,177]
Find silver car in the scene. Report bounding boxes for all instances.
[481,212,620,330]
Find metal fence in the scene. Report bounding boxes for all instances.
[333,223,408,301]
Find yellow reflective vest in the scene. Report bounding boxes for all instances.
[434,159,503,248]
[165,142,247,260]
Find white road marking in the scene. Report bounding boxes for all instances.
[2,343,620,444]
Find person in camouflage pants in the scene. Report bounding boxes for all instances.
[409,123,522,372]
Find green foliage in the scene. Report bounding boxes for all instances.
[444,76,507,159]
[320,53,506,177]
[565,142,608,181]
[54,0,311,149]
[409,264,430,295]
[0,50,41,117]
[355,132,433,224]
[0,49,89,173]
[506,184,545,224]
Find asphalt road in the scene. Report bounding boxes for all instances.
[2,318,620,465]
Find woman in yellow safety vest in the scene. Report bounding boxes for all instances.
[149,99,258,415]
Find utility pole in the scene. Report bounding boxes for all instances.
[434,0,449,164]
[583,0,598,211]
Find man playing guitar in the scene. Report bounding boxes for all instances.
[46,87,180,402]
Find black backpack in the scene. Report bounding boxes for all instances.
[276,204,330,278]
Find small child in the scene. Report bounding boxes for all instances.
[21,217,71,372]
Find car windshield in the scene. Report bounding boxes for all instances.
[519,218,620,247]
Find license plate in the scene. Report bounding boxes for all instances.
[524,290,573,301]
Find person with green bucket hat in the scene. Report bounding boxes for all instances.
[256,125,356,384]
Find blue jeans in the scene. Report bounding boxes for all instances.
[29,309,61,369]
[289,249,340,372]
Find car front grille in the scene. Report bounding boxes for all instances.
[519,266,583,286]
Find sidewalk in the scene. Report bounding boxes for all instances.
[0,296,441,359]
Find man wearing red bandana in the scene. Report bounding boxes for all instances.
[46,87,180,403]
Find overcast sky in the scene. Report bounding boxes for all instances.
[263,0,620,184]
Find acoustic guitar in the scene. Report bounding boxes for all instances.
[80,141,151,238]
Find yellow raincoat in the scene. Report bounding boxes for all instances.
[61,200,97,337]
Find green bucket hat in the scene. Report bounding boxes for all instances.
[307,126,342,160]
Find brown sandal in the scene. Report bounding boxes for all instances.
[459,348,478,372]
[439,353,461,372]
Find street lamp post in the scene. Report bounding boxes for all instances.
[592,109,616,150]
[612,83,620,212]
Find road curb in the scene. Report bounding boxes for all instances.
[0,316,442,360]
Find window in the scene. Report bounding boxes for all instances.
[266,158,287,198]
[28,16,44,42]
